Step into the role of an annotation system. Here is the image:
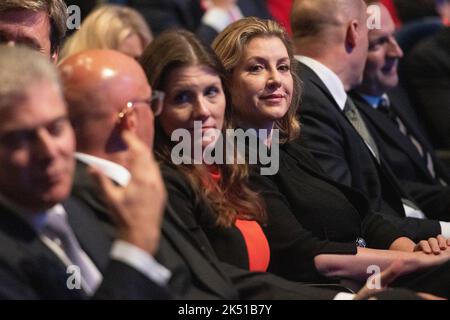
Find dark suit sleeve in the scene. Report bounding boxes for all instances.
[361,213,406,249]
[94,260,171,300]
[249,170,357,283]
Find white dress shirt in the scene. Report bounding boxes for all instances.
[201,5,243,33]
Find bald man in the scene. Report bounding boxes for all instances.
[349,2,450,223]
[292,0,444,242]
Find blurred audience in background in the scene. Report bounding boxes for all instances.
[61,4,152,60]
[126,0,271,44]
[403,0,450,153]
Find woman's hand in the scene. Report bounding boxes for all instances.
[414,235,450,255]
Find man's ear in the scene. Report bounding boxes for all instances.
[118,110,138,133]
[345,20,359,52]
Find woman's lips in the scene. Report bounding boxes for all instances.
[260,93,285,104]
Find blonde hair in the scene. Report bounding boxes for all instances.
[212,17,301,143]
[60,4,152,59]
[0,0,67,54]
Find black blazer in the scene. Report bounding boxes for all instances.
[350,89,450,221]
[249,142,407,250]
[404,27,450,149]
[161,163,362,283]
[296,61,441,241]
[0,197,168,299]
[73,160,342,300]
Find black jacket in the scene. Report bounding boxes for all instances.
[296,61,441,241]
[350,89,450,221]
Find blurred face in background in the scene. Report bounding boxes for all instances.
[360,3,403,96]
[0,9,56,61]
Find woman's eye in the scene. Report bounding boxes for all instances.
[205,86,219,98]
[278,64,290,72]
[173,91,191,104]
[248,64,264,73]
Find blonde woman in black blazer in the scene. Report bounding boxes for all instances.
[212,17,450,296]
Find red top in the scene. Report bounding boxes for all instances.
[208,169,270,272]
[267,0,293,35]
[381,0,402,26]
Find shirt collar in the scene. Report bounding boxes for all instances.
[75,152,131,187]
[360,94,382,109]
[295,55,348,110]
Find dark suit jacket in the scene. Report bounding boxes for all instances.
[296,62,441,241]
[249,142,407,251]
[0,197,169,299]
[72,160,343,300]
[404,27,450,149]
[130,0,271,44]
[350,89,450,221]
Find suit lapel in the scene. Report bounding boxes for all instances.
[163,205,235,299]
[64,197,113,273]
[73,161,113,224]
[0,202,86,299]
[353,94,432,178]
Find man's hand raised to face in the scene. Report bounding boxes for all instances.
[91,129,167,255]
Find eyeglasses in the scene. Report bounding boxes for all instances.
[118,90,165,120]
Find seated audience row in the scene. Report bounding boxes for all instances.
[0,0,449,300]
